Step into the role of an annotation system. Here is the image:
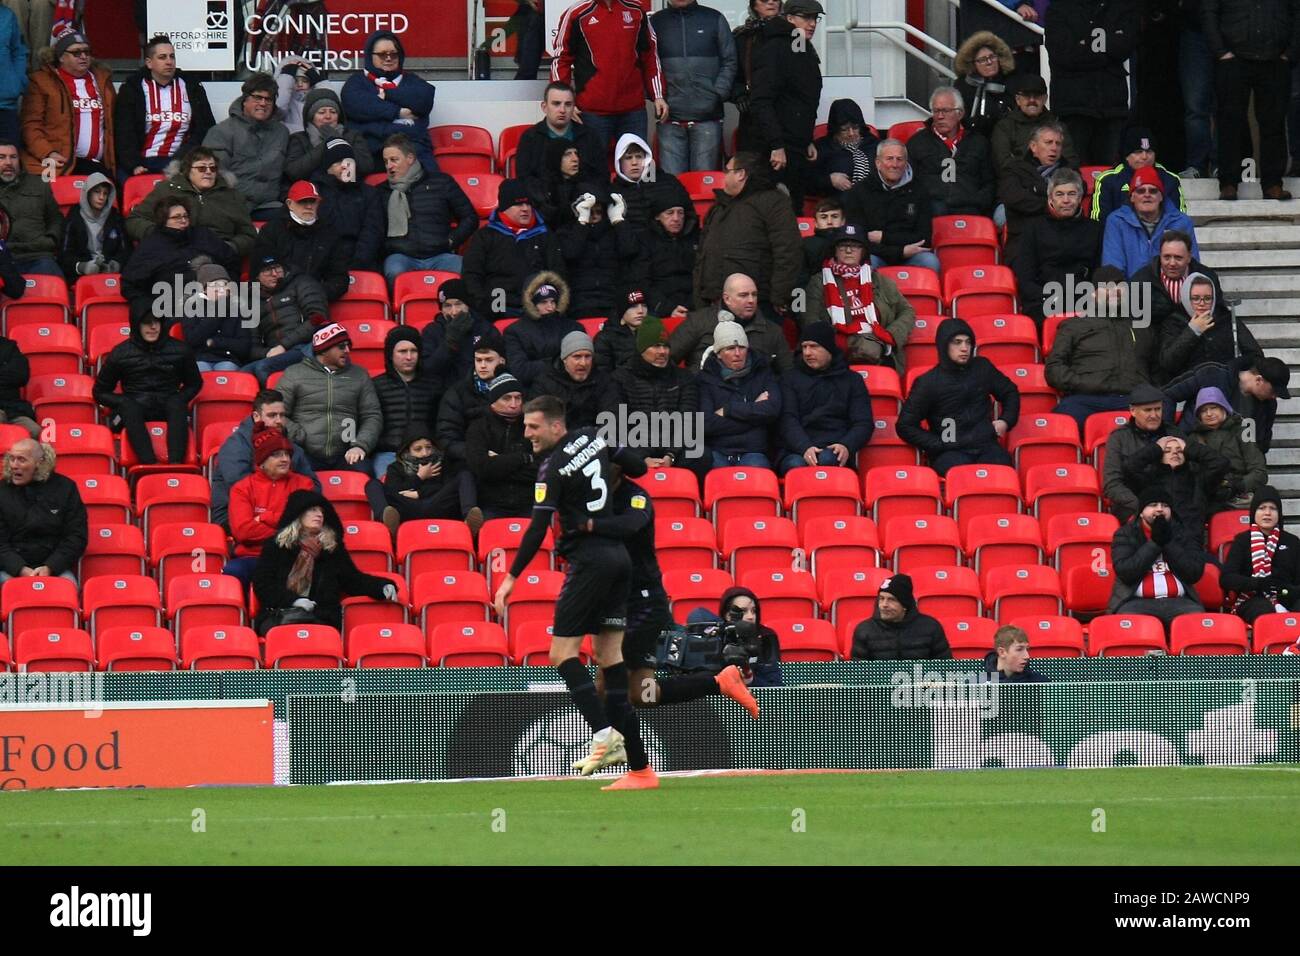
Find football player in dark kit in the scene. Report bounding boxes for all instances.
[493,395,646,776]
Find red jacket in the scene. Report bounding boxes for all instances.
[551,0,664,116]
[228,469,315,557]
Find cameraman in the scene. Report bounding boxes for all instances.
[686,587,785,687]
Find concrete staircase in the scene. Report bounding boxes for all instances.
[1188,177,1300,514]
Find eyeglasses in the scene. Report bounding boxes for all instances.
[65,48,91,57]
[1133,187,1161,196]
[165,212,190,222]
[974,54,999,65]
[932,107,961,115]
[373,49,399,60]
[1189,295,1214,304]
[191,164,217,173]
[247,93,274,103]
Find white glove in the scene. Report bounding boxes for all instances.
[382,583,398,602]
[608,193,627,225]
[292,597,316,612]
[573,192,596,225]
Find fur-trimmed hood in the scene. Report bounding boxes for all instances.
[2,442,56,483]
[163,158,240,190]
[522,271,572,320]
[954,31,1015,77]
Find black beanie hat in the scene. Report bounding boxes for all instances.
[800,322,839,356]
[1138,485,1172,511]
[498,178,530,209]
[323,137,355,169]
[880,574,915,612]
[1251,485,1284,526]
[439,277,471,305]
[472,326,507,357]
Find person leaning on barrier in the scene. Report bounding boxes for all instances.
[0,439,87,585]
[981,625,1048,683]
[850,573,951,661]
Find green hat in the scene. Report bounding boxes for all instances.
[636,315,669,353]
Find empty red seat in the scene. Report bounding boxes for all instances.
[96,626,178,671]
[342,520,394,574]
[1024,463,1101,527]
[968,314,1039,365]
[656,516,719,572]
[193,371,259,438]
[1045,512,1118,575]
[149,522,227,591]
[964,512,1045,581]
[902,314,941,369]
[180,625,260,670]
[1008,413,1082,471]
[863,465,941,527]
[1008,615,1086,657]
[82,575,162,635]
[939,616,997,659]
[1195,562,1224,612]
[642,466,702,519]
[394,270,461,328]
[122,172,164,215]
[1251,613,1300,654]
[332,271,390,323]
[704,467,780,531]
[1063,564,1115,618]
[876,266,942,314]
[782,465,860,528]
[912,566,982,618]
[984,565,1063,622]
[167,573,245,636]
[663,568,734,624]
[80,523,147,580]
[887,119,927,143]
[944,265,1017,317]
[770,618,839,661]
[496,123,530,177]
[430,124,495,173]
[1208,510,1251,561]
[337,318,395,375]
[428,620,511,666]
[801,515,880,577]
[28,372,97,425]
[741,569,818,619]
[850,364,903,417]
[10,323,81,376]
[318,470,373,522]
[930,214,999,271]
[76,473,131,524]
[15,627,94,672]
[412,570,490,631]
[999,364,1058,416]
[1084,411,1130,466]
[397,519,475,582]
[477,517,554,589]
[264,624,345,668]
[135,472,211,536]
[509,621,595,665]
[341,572,408,633]
[858,416,920,476]
[3,576,79,637]
[943,463,1021,538]
[1170,613,1248,655]
[2,274,70,332]
[451,172,505,221]
[883,514,962,573]
[88,322,130,369]
[719,515,798,580]
[501,569,564,641]
[347,622,427,668]
[1088,614,1166,656]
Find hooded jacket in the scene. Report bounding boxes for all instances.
[612,133,692,233]
[461,209,562,318]
[954,32,1015,139]
[671,303,794,374]
[1108,513,1206,612]
[1155,268,1263,384]
[340,31,437,166]
[556,185,638,316]
[906,119,997,215]
[778,346,873,456]
[384,422,454,506]
[277,352,384,460]
[650,0,737,122]
[202,95,291,209]
[516,118,607,204]
[1187,386,1269,501]
[113,66,216,173]
[251,490,391,632]
[843,166,934,264]
[606,354,701,462]
[1119,429,1230,535]
[0,445,87,577]
[58,171,130,278]
[375,163,478,263]
[420,306,496,386]
[527,357,614,431]
[436,365,504,467]
[1220,485,1300,600]
[807,99,879,195]
[1045,312,1152,397]
[709,585,783,687]
[19,52,117,176]
[504,272,583,386]
[120,220,237,322]
[850,602,951,660]
[1012,205,1103,320]
[694,171,802,308]
[252,270,330,360]
[743,15,822,152]
[93,311,203,409]
[798,266,916,374]
[465,406,538,514]
[254,209,352,301]
[283,88,376,183]
[1101,202,1200,278]
[593,317,640,373]
[897,318,1021,459]
[989,105,1081,171]
[311,172,385,274]
[698,349,782,456]
[211,415,319,528]
[0,171,63,261]
[228,465,316,557]
[1044,1,1139,119]
[528,136,596,230]
[372,326,439,453]
[1101,416,1187,519]
[124,161,258,258]
[1163,357,1279,454]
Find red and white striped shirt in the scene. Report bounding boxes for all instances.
[57,68,105,163]
[1136,525,1185,599]
[141,77,192,159]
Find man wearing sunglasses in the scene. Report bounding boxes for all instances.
[203,72,289,220]
[19,31,116,178]
[1101,165,1199,278]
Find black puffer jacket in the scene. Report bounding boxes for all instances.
[420,308,496,386]
[312,174,385,274]
[1045,1,1139,118]
[252,271,330,360]
[251,490,391,633]
[465,411,538,513]
[906,122,997,215]
[376,168,478,261]
[742,15,823,152]
[630,217,699,317]
[0,335,35,422]
[372,326,439,453]
[778,350,873,456]
[515,120,607,199]
[461,211,563,318]
[606,355,700,461]
[842,167,933,265]
[527,360,613,430]
[94,312,203,407]
[436,372,500,468]
[504,272,582,386]
[850,605,952,660]
[1011,209,1103,319]
[593,319,638,373]
[556,207,637,316]
[897,318,1021,459]
[0,464,88,578]
[181,294,256,366]
[253,215,351,301]
[698,350,782,456]
[1202,0,1300,61]
[121,223,239,322]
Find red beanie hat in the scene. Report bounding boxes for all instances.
[1130,166,1164,196]
[253,422,293,467]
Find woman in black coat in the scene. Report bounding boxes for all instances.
[953,31,1015,139]
[122,195,240,323]
[251,490,397,635]
[1220,486,1300,624]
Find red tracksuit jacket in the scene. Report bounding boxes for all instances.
[551,0,664,116]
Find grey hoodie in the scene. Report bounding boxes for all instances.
[1178,270,1217,319]
[76,171,116,257]
[203,95,291,209]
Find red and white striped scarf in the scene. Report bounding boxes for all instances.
[1232,525,1280,611]
[366,71,401,91]
[141,77,191,159]
[1162,274,1183,307]
[51,1,79,43]
[821,260,892,347]
[1136,523,1185,599]
[933,123,965,153]
[57,67,104,162]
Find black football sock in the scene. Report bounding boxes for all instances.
[557,657,608,733]
[657,671,718,705]
[602,663,649,771]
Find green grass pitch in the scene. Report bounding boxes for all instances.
[4,766,1298,865]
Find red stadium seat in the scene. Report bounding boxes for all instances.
[430,124,495,173]
[412,570,491,632]
[363,172,387,187]
[902,314,941,369]
[782,465,860,529]
[801,515,880,577]
[902,361,937,398]
[817,567,892,651]
[194,371,259,438]
[80,524,147,581]
[82,575,162,636]
[76,473,132,525]
[96,626,178,671]
[51,423,116,475]
[967,314,1039,365]
[117,422,199,476]
[679,170,726,220]
[397,519,475,582]
[0,634,10,671]
[859,416,919,473]
[10,324,82,376]
[74,272,124,315]
[656,516,719,572]
[347,622,427,668]
[78,285,129,351]
[318,470,373,523]
[88,322,130,369]
[1063,564,1115,619]
[1024,463,1102,527]
[1088,614,1166,656]
[943,464,1022,538]
[663,568,734,624]
[1208,510,1251,562]
[883,514,962,573]
[1009,615,1086,657]
[1040,312,1081,357]
[180,625,260,670]
[338,318,396,376]
[984,565,1063,622]
[2,274,70,332]
[394,270,461,328]
[122,173,164,215]
[850,364,903,417]
[930,214,999,271]
[264,624,345,669]
[167,574,245,636]
[887,120,926,143]
[939,616,997,659]
[1084,411,1130,465]
[1195,562,1224,612]
[944,265,1017,317]
[501,569,564,641]
[342,520,394,574]
[509,622,594,666]
[876,266,942,314]
[863,465,941,528]
[149,522,227,592]
[642,466,702,519]
[496,123,530,177]
[477,517,554,590]
[797,216,814,237]
[29,373,97,425]
[720,515,798,580]
[452,172,505,221]
[332,271,390,323]
[1170,613,1248,655]
[999,364,1058,416]
[3,576,79,637]
[705,467,780,531]
[201,421,241,478]
[913,566,982,618]
[1007,413,1082,471]
[429,621,511,666]
[135,472,211,536]
[963,513,1046,581]
[15,628,94,672]
[770,618,839,661]
[1251,613,1300,654]
[1045,512,1118,575]
[340,572,408,634]
[741,569,818,619]
[0,423,28,456]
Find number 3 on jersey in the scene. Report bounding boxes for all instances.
[582,459,607,512]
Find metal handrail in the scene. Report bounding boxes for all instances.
[845,24,956,79]
[941,0,1046,37]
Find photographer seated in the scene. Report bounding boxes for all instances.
[684,587,784,688]
[982,625,1049,683]
[850,574,952,660]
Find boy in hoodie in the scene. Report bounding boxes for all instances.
[182,260,255,371]
[461,177,562,319]
[113,34,215,179]
[371,326,438,478]
[59,172,128,279]
[340,31,437,171]
[1101,166,1200,278]
[611,134,692,234]
[381,424,461,535]
[897,317,1019,476]
[777,322,873,474]
[1187,386,1268,511]
[1221,486,1300,623]
[850,573,951,660]
[202,72,289,220]
[504,272,582,387]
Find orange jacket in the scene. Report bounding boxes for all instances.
[228,468,315,557]
[20,61,116,176]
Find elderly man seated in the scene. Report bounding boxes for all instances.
[0,439,88,583]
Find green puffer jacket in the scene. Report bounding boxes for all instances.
[1189,414,1269,503]
[278,354,384,460]
[1044,314,1153,396]
[0,172,63,260]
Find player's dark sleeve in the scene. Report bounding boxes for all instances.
[508,509,552,579]
[589,507,651,539]
[611,446,647,477]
